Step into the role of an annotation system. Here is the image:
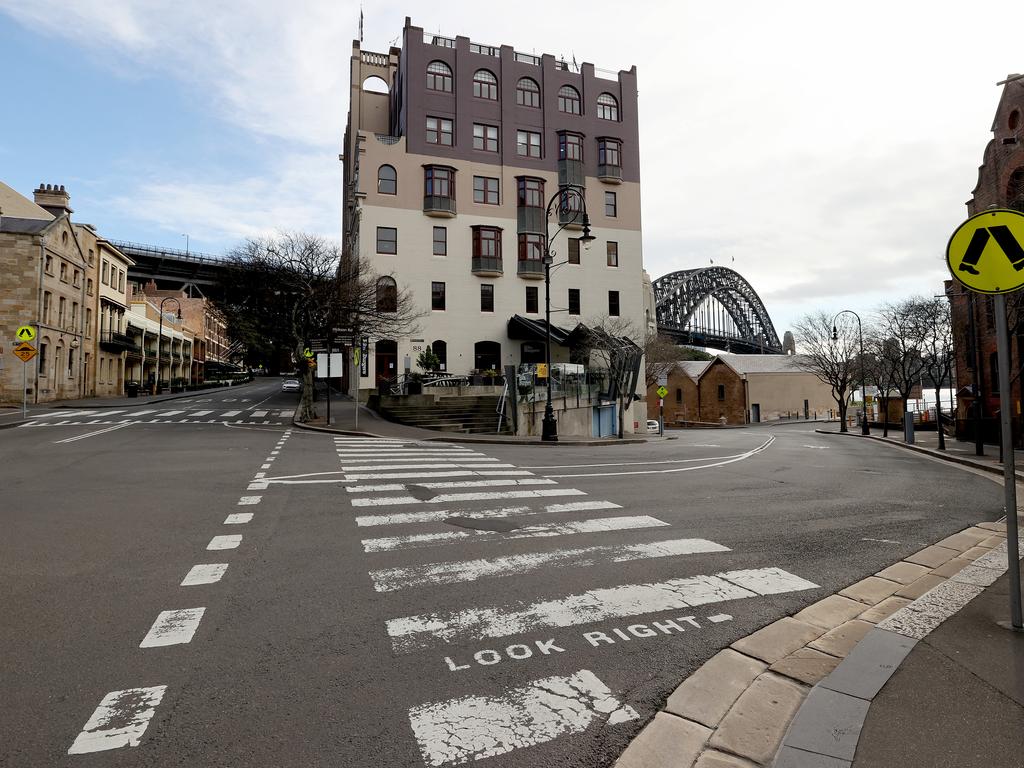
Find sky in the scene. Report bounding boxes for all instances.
[0,1,1020,337]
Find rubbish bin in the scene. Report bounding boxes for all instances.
[125,382,141,398]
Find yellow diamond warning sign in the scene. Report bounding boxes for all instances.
[946,208,1024,294]
[13,341,37,362]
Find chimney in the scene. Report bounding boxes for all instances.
[33,183,73,217]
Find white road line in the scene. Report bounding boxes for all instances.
[340,462,512,472]
[355,499,621,527]
[338,457,500,465]
[139,608,206,647]
[29,409,96,419]
[207,534,242,550]
[386,566,819,652]
[224,512,253,524]
[371,537,730,591]
[153,410,185,417]
[546,436,776,478]
[68,686,168,754]
[131,409,158,416]
[344,470,530,481]
[353,488,587,507]
[181,563,228,586]
[252,410,268,417]
[519,450,763,469]
[54,423,133,443]
[362,515,668,553]
[347,478,555,494]
[260,463,271,469]
[191,410,214,416]
[221,410,241,417]
[409,669,637,768]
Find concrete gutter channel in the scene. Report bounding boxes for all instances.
[613,431,1023,768]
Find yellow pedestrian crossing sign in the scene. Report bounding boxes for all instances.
[656,385,669,399]
[946,209,1024,294]
[303,348,314,359]
[15,325,35,342]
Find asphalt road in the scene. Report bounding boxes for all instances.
[0,388,1005,768]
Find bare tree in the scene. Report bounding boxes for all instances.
[913,296,954,449]
[794,311,859,432]
[217,232,420,422]
[863,333,900,438]
[581,316,644,438]
[876,298,928,437]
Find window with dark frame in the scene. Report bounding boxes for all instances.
[608,290,620,316]
[607,241,619,267]
[473,69,498,100]
[516,77,540,107]
[597,93,619,121]
[558,84,581,114]
[472,123,499,152]
[433,226,447,256]
[717,384,726,401]
[676,388,682,403]
[568,288,581,316]
[424,166,455,199]
[376,277,397,312]
[376,227,397,254]
[605,191,617,217]
[480,284,494,312]
[568,237,580,264]
[473,176,500,205]
[432,281,446,311]
[526,286,539,314]
[517,177,544,208]
[426,60,453,92]
[472,226,502,260]
[518,233,545,263]
[598,138,622,167]
[558,132,583,161]
[378,164,397,194]
[516,129,541,158]
[426,116,454,146]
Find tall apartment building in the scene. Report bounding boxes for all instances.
[343,18,644,389]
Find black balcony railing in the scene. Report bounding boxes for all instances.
[517,259,545,278]
[472,256,503,276]
[100,330,140,353]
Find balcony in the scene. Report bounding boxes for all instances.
[100,330,140,353]
[598,164,623,183]
[423,195,456,217]
[517,259,545,279]
[517,206,545,235]
[472,256,503,277]
[558,159,584,188]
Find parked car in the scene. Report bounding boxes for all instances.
[647,419,660,433]
[281,379,302,393]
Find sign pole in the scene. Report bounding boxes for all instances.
[326,339,332,427]
[22,357,27,419]
[659,397,664,436]
[353,348,359,431]
[994,293,1023,629]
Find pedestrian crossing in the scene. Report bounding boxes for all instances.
[334,436,821,768]
[20,408,295,428]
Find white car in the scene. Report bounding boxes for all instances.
[281,379,302,393]
[647,419,660,433]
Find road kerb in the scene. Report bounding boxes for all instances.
[613,521,1011,768]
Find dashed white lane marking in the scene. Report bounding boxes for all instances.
[409,669,638,768]
[355,499,621,528]
[68,685,168,754]
[181,563,229,586]
[207,534,242,550]
[191,410,214,416]
[371,537,730,591]
[139,608,206,647]
[347,478,555,494]
[353,487,587,507]
[343,470,532,481]
[260,463,271,469]
[386,567,819,652]
[224,512,253,524]
[54,423,133,443]
[362,515,668,553]
[707,613,733,623]
[238,496,262,505]
[221,410,241,417]
[252,410,268,417]
[247,482,268,491]
[153,410,185,417]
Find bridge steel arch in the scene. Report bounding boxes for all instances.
[654,267,783,354]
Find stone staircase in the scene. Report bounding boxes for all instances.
[371,394,511,434]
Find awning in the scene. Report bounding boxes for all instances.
[506,315,577,346]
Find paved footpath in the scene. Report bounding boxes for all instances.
[607,428,1024,768]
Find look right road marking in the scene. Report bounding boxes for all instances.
[68,686,168,754]
[409,669,637,767]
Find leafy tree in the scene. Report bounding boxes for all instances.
[416,345,441,372]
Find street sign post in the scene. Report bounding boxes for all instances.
[656,385,668,436]
[946,208,1024,631]
[12,341,36,418]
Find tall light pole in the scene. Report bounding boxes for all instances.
[155,297,182,395]
[833,310,870,436]
[542,186,595,442]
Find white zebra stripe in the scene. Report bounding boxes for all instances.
[354,499,620,527]
[343,470,533,481]
[352,488,586,507]
[347,478,554,494]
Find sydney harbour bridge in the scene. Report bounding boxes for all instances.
[654,266,784,355]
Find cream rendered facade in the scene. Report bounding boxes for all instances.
[92,239,135,396]
[344,19,646,397]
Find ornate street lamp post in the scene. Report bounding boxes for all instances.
[542,187,595,441]
[832,310,870,436]
[155,297,182,395]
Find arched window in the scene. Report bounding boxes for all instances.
[597,93,619,121]
[516,77,540,108]
[426,60,453,92]
[473,69,498,100]
[431,340,448,371]
[376,276,397,312]
[377,165,396,195]
[474,341,501,372]
[558,85,581,114]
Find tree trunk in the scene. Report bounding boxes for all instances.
[934,385,945,450]
[838,401,848,432]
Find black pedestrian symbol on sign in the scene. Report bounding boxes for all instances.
[958,225,1024,275]
[16,327,32,340]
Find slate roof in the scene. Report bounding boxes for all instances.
[675,360,711,379]
[718,353,810,374]
[0,216,55,235]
